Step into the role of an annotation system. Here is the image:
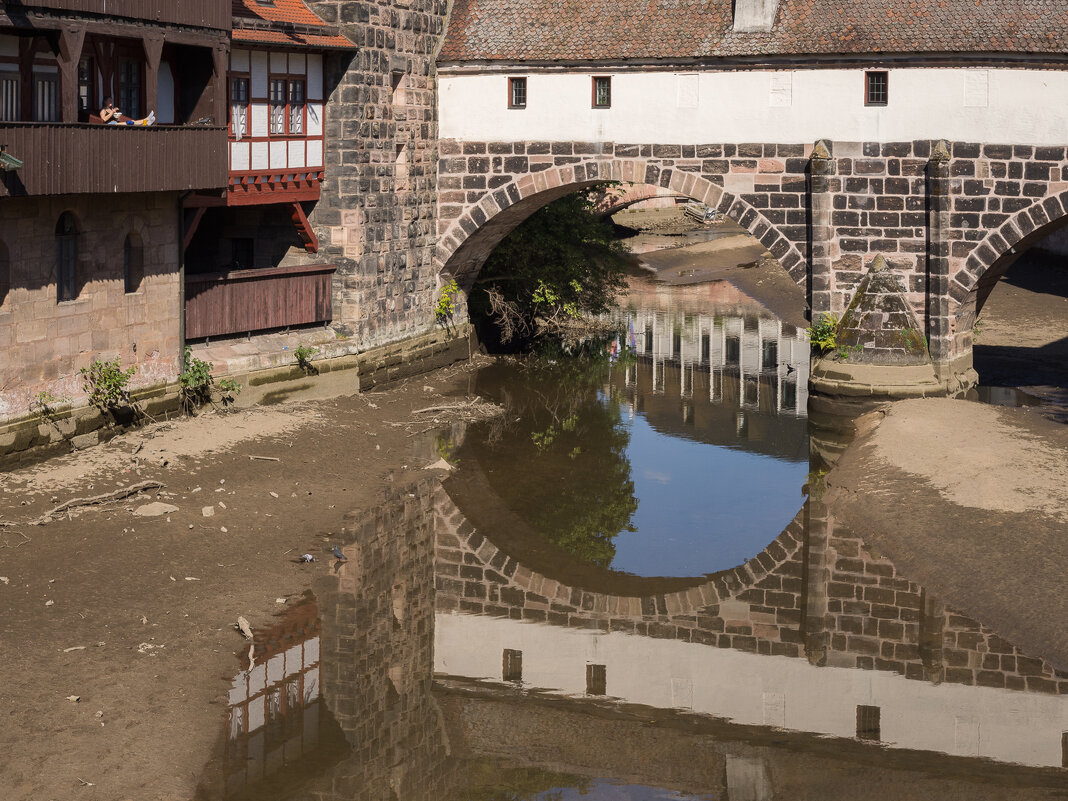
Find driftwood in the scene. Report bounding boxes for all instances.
[0,480,165,527]
[247,455,280,462]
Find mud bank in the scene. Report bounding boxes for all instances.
[0,359,490,801]
[825,397,1068,671]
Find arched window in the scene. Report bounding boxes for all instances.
[0,240,9,308]
[55,212,78,302]
[123,232,144,293]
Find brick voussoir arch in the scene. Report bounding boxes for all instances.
[436,482,807,620]
[436,157,808,289]
[952,188,1068,317]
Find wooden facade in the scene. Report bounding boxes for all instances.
[11,1,231,31]
[184,263,336,340]
[0,122,226,196]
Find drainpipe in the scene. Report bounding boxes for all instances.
[178,191,190,373]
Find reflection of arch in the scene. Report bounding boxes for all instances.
[436,159,806,291]
[438,477,805,615]
[0,238,10,308]
[953,189,1068,321]
[55,211,80,302]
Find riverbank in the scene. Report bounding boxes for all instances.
[0,359,490,800]
[824,397,1068,672]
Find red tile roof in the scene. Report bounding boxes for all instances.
[232,0,355,49]
[438,0,1067,62]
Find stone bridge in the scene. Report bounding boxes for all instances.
[433,139,1068,397]
[433,483,1067,696]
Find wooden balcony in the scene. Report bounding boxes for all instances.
[0,123,227,197]
[13,1,230,31]
[184,263,336,341]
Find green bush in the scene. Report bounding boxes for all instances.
[80,358,136,411]
[805,313,839,354]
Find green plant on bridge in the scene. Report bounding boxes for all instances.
[806,313,839,354]
[294,344,319,375]
[435,278,461,324]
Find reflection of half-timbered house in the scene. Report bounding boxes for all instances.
[0,1,229,420]
[183,1,355,343]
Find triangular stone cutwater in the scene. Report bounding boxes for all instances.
[835,254,932,365]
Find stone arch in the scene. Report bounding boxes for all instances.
[952,189,1068,325]
[435,158,808,294]
[435,481,806,619]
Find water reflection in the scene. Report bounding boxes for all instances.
[451,281,811,577]
[205,478,1066,800]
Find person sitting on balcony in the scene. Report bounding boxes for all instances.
[100,97,156,126]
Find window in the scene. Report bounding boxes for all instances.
[586,664,607,696]
[269,78,305,136]
[865,71,888,106]
[592,76,611,108]
[78,58,94,119]
[123,233,144,294]
[55,212,78,302]
[119,59,142,117]
[502,649,522,682]
[856,705,881,741]
[761,340,778,371]
[391,70,407,105]
[0,71,18,122]
[34,74,58,122]
[288,80,304,134]
[725,336,740,365]
[0,239,9,308]
[230,77,249,138]
[269,79,286,135]
[508,77,526,109]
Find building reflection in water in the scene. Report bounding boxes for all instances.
[223,596,325,795]
[610,280,809,424]
[207,477,1066,800]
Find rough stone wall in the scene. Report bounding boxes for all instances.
[315,480,453,800]
[435,139,1068,363]
[305,0,448,350]
[0,192,181,420]
[435,490,1068,696]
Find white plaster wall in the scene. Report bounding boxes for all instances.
[439,68,1068,145]
[435,612,1068,768]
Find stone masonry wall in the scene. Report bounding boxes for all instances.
[435,139,1068,363]
[435,489,1068,696]
[0,192,181,421]
[305,0,449,350]
[314,479,453,801]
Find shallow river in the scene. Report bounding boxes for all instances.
[204,279,1068,800]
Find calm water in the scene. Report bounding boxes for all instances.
[202,280,1068,800]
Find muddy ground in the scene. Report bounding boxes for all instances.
[1,208,1065,799]
[0,360,492,800]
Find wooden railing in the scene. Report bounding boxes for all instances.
[14,1,230,30]
[184,264,337,341]
[0,123,227,197]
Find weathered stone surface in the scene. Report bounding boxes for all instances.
[133,502,179,517]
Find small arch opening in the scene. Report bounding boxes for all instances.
[55,211,79,303]
[124,231,145,294]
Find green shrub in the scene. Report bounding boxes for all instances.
[80,358,136,411]
[805,313,839,354]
